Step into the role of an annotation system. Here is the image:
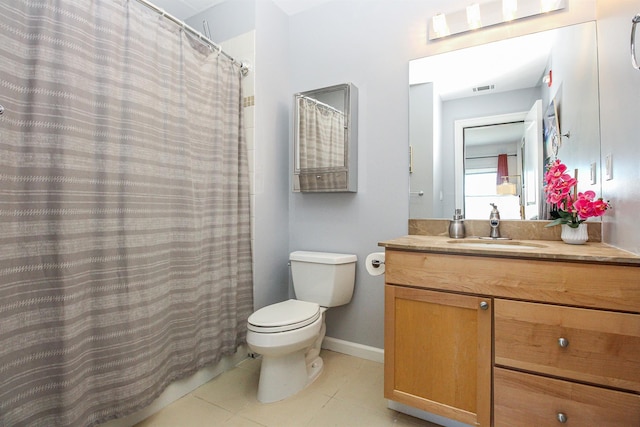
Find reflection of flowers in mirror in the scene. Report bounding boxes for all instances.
[544,159,611,228]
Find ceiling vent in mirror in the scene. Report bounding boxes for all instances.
[473,84,495,93]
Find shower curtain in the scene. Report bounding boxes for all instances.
[297,97,345,170]
[0,1,253,426]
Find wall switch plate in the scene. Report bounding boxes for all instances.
[590,162,597,185]
[605,154,613,181]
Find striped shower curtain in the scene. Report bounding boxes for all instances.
[297,97,346,170]
[0,1,253,426]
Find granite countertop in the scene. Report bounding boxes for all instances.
[378,235,640,266]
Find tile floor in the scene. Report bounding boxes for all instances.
[135,349,440,427]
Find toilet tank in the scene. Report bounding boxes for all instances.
[289,251,357,307]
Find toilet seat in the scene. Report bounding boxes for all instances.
[248,299,321,333]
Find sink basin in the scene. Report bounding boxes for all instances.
[446,239,547,250]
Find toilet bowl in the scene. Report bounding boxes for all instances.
[246,251,357,403]
[246,299,325,403]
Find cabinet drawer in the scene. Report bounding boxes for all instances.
[495,299,640,392]
[494,368,640,427]
[295,171,348,192]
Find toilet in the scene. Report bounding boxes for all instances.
[246,251,357,403]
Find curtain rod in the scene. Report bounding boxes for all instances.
[465,153,517,160]
[134,0,249,76]
[296,94,343,115]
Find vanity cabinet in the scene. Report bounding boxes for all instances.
[383,248,640,427]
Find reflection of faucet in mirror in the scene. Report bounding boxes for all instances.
[479,203,512,240]
[489,203,500,238]
[408,22,601,221]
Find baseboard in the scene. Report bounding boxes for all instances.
[321,336,384,363]
[388,400,473,427]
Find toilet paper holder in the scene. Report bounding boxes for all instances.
[370,259,385,268]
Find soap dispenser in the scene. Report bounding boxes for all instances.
[448,209,466,239]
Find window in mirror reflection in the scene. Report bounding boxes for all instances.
[464,172,522,219]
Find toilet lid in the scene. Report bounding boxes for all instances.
[248,299,321,333]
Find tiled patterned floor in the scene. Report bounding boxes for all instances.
[135,349,440,427]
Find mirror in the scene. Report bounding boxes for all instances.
[293,83,358,193]
[409,22,601,220]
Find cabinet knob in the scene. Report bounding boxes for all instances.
[558,337,569,348]
[557,412,568,423]
[479,301,489,310]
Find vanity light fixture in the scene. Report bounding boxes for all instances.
[467,3,482,30]
[428,0,566,41]
[540,0,561,13]
[502,0,518,21]
[432,13,449,38]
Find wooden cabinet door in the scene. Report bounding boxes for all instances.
[384,285,492,427]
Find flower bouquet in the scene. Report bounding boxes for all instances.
[544,159,611,229]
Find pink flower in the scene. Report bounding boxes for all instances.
[543,159,611,227]
[573,198,595,219]
[591,198,610,216]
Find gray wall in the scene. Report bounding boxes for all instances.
[288,2,412,348]
[250,1,293,309]
[186,0,255,42]
[545,22,601,199]
[597,0,640,255]
[409,83,436,218]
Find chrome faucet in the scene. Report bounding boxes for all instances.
[489,203,501,239]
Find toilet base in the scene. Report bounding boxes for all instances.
[257,349,323,403]
[306,355,323,385]
[252,310,328,403]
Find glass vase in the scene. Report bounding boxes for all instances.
[561,223,588,245]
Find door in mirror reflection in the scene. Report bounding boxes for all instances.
[463,120,525,220]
